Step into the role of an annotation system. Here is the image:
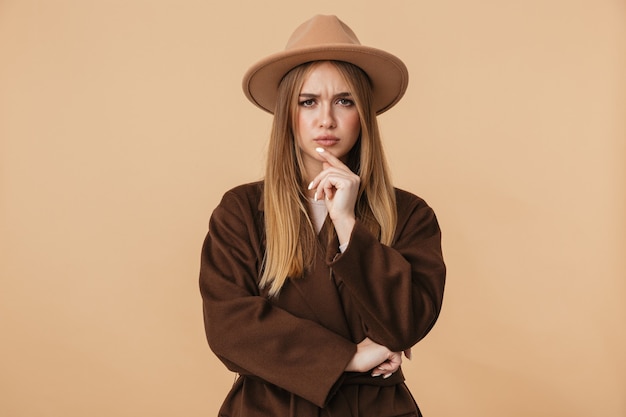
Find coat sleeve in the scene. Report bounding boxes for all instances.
[199,188,356,408]
[327,192,446,352]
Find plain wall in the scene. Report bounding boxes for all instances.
[1,1,624,416]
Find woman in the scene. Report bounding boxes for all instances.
[200,14,446,416]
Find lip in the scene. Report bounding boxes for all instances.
[314,135,339,146]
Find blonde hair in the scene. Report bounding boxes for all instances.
[260,61,397,297]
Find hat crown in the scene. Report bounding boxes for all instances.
[285,15,361,50]
[242,14,408,115]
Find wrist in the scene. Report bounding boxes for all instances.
[333,216,355,247]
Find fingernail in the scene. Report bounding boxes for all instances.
[315,147,324,153]
[371,373,381,377]
[307,181,314,190]
[313,192,318,202]
[383,373,392,379]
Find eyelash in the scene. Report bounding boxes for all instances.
[298,98,355,107]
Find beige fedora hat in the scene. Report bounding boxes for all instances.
[242,14,409,115]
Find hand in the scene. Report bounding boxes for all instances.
[307,147,359,245]
[345,337,403,379]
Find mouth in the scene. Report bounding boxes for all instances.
[314,136,339,146]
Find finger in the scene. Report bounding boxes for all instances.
[372,364,391,377]
[378,360,401,373]
[374,363,395,373]
[307,164,345,194]
[315,147,350,171]
[314,171,346,201]
[320,175,338,200]
[390,354,403,368]
[372,366,396,378]
[308,177,330,201]
[372,372,395,378]
[385,353,403,372]
[374,356,402,374]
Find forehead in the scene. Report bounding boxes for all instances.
[300,62,350,93]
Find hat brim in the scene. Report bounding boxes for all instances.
[242,44,408,115]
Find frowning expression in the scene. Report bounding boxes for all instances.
[295,61,361,176]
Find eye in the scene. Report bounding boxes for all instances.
[337,98,355,106]
[299,99,316,107]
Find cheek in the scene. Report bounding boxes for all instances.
[294,119,308,150]
[295,112,310,137]
[347,113,361,138]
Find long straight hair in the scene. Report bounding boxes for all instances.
[260,60,397,297]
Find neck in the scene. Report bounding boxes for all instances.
[302,160,324,192]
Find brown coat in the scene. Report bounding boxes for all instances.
[199,181,446,416]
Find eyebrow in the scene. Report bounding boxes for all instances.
[298,92,353,98]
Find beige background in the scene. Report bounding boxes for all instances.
[1,0,624,416]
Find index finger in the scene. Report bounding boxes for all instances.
[315,147,350,171]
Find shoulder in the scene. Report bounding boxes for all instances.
[394,187,441,233]
[217,181,264,209]
[394,187,431,212]
[222,180,264,198]
[210,181,264,224]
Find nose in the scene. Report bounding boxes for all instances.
[319,104,336,128]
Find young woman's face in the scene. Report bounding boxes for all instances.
[295,61,361,177]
